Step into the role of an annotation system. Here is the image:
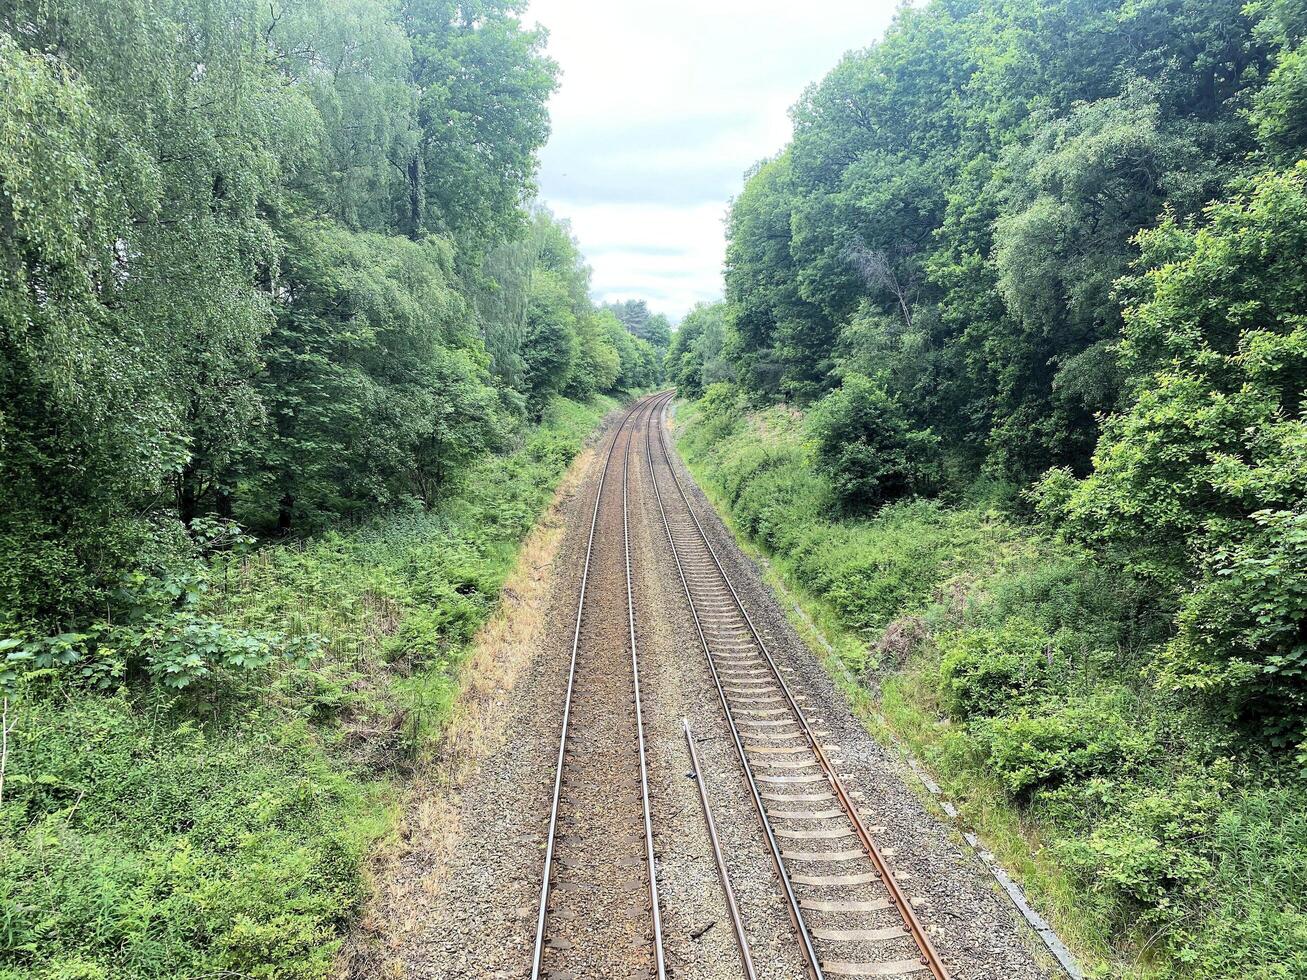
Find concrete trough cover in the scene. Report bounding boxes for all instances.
[821,959,928,977]
[800,898,892,912]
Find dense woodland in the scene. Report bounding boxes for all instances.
[4,0,1307,976]
[672,0,1306,748]
[670,0,1307,974]
[0,0,664,649]
[0,3,664,975]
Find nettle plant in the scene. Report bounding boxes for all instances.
[1,520,321,695]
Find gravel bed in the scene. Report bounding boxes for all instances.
[660,402,1059,980]
[540,409,659,979]
[629,408,808,980]
[374,406,633,979]
[365,397,1057,980]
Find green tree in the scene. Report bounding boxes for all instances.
[668,302,733,398]
[403,0,557,251]
[808,374,941,512]
[1041,164,1307,739]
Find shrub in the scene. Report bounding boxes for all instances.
[807,374,940,512]
[0,697,385,980]
[979,692,1154,798]
[938,618,1057,720]
[1043,165,1307,741]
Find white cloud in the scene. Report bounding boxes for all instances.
[525,0,900,320]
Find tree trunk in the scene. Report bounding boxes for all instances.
[178,466,198,525]
[404,153,422,240]
[277,494,295,536]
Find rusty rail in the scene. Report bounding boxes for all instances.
[647,390,950,980]
[682,717,759,980]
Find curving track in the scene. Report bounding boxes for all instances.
[531,389,952,980]
[643,390,950,980]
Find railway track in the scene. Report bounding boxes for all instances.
[531,389,951,980]
[532,394,667,980]
[644,390,951,980]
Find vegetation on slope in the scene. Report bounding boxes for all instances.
[674,1,1307,977]
[677,393,1306,978]
[0,2,663,976]
[0,0,666,632]
[668,4,1306,972]
[0,394,616,979]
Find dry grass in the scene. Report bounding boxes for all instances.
[336,444,595,979]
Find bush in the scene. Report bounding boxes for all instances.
[938,618,1057,720]
[807,374,940,512]
[1043,165,1307,742]
[979,692,1154,797]
[0,697,385,980]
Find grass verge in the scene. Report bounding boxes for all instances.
[673,391,1307,980]
[0,394,618,980]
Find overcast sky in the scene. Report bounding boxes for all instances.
[524,0,900,321]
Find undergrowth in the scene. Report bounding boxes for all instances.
[675,389,1307,980]
[0,394,616,980]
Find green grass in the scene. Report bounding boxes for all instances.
[0,394,617,980]
[674,392,1307,980]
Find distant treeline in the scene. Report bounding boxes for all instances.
[670,0,1306,741]
[0,1,666,633]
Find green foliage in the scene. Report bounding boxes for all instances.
[0,3,614,971]
[0,697,386,980]
[505,210,659,417]
[978,691,1155,799]
[668,302,733,398]
[709,16,1307,971]
[1042,164,1307,741]
[0,0,561,628]
[938,618,1055,720]
[0,393,613,979]
[679,389,1002,648]
[679,392,1307,977]
[253,220,503,529]
[724,152,834,403]
[723,0,1274,480]
[807,374,941,511]
[404,0,557,251]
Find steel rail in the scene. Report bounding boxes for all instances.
[682,717,759,980]
[531,394,662,980]
[642,391,825,980]
[623,403,667,980]
[649,392,951,980]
